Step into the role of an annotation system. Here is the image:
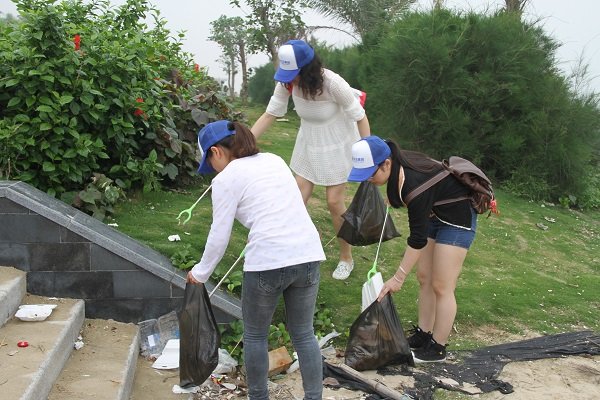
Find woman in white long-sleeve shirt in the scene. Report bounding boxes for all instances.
[251,39,371,281]
[187,120,325,400]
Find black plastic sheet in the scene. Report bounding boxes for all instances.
[338,181,400,246]
[178,282,220,388]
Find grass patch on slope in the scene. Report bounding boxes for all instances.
[112,103,600,350]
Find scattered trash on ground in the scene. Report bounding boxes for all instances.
[168,234,181,242]
[14,304,57,322]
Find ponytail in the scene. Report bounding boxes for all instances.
[216,121,260,158]
[386,141,403,208]
[385,140,443,208]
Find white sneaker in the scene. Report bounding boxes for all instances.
[332,260,354,280]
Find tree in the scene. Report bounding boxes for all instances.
[305,0,416,42]
[361,9,600,201]
[230,0,307,62]
[217,53,237,99]
[504,0,529,15]
[210,15,252,103]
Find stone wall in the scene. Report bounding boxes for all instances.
[0,181,241,323]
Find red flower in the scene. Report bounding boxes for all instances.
[194,63,200,72]
[133,108,144,116]
[73,34,81,51]
[136,97,144,103]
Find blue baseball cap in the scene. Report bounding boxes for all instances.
[274,40,315,83]
[348,136,392,182]
[197,120,235,174]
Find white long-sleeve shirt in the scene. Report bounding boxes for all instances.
[191,152,326,283]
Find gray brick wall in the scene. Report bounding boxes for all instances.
[0,181,240,323]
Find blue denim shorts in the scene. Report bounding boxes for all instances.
[427,208,477,249]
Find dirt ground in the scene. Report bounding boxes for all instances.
[130,343,600,399]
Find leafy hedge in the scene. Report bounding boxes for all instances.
[0,0,240,215]
[360,10,600,203]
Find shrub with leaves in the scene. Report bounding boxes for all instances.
[361,9,600,202]
[0,0,240,217]
[71,173,126,221]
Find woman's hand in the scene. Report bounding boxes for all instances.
[377,274,405,302]
[186,271,202,284]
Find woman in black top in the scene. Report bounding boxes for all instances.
[348,136,478,363]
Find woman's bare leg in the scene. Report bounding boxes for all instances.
[325,183,352,262]
[416,239,436,332]
[295,175,314,205]
[429,243,468,345]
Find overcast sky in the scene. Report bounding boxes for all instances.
[1,0,599,94]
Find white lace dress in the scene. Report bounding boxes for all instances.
[265,69,365,186]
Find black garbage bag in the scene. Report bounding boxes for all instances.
[338,181,400,246]
[179,282,220,388]
[345,293,413,371]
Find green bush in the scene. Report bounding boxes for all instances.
[0,0,239,213]
[248,62,276,105]
[361,10,600,202]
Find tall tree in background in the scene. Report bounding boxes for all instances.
[305,0,416,42]
[210,15,252,102]
[216,53,236,99]
[504,0,529,15]
[230,0,307,62]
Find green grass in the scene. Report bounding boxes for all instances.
[112,103,600,353]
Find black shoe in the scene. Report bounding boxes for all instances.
[407,325,432,349]
[411,337,447,363]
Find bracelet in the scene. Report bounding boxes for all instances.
[398,266,408,276]
[392,274,403,284]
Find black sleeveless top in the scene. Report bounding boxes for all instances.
[399,168,473,249]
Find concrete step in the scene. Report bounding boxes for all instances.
[48,319,140,400]
[0,266,26,327]
[0,293,84,400]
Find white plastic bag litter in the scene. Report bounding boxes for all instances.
[15,304,57,322]
[152,339,180,369]
[213,348,238,374]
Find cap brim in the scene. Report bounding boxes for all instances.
[274,67,299,83]
[197,154,214,174]
[348,166,377,182]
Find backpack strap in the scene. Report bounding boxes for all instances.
[404,170,449,205]
[432,195,471,207]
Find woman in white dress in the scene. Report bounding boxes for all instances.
[252,39,371,280]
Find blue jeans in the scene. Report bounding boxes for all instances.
[427,208,478,249]
[242,261,322,400]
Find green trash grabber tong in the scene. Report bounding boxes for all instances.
[176,184,212,225]
[362,206,389,311]
[367,206,390,280]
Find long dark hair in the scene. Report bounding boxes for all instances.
[386,140,443,208]
[212,121,259,159]
[284,52,324,100]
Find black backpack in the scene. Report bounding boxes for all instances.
[404,156,499,216]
